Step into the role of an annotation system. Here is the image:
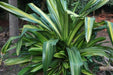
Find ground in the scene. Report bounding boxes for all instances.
[0,13,113,75]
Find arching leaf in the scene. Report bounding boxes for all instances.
[67,47,83,75]
[43,39,58,75]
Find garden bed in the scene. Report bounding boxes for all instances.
[0,13,113,75]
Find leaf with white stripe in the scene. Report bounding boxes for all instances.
[43,39,58,75]
[28,3,61,39]
[106,21,113,45]
[0,1,50,30]
[85,17,95,42]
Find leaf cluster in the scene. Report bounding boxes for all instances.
[1,0,113,75]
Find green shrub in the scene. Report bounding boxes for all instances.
[0,0,113,75]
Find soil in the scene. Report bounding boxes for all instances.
[0,20,9,50]
[0,13,113,75]
[0,20,20,75]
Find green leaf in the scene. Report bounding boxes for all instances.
[67,10,79,17]
[28,3,62,39]
[18,67,31,75]
[43,39,58,75]
[1,36,20,54]
[4,56,30,65]
[32,57,42,63]
[73,2,79,12]
[47,0,68,40]
[81,69,93,75]
[29,47,42,52]
[16,39,22,56]
[56,0,68,40]
[63,62,69,69]
[71,31,85,46]
[85,17,95,42]
[67,47,83,75]
[79,0,96,14]
[6,46,16,52]
[47,0,62,33]
[49,60,59,68]
[21,25,43,37]
[0,1,50,30]
[94,0,109,12]
[67,21,84,46]
[31,63,43,72]
[77,40,84,49]
[80,0,109,16]
[80,47,108,57]
[54,51,66,58]
[87,37,106,47]
[106,21,113,45]
[34,32,48,43]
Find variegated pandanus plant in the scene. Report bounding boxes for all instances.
[0,0,113,75]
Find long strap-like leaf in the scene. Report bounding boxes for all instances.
[4,56,30,65]
[80,47,108,57]
[106,21,113,45]
[21,25,43,37]
[85,17,95,42]
[47,0,69,40]
[1,36,20,54]
[28,3,62,39]
[67,21,83,46]
[67,47,83,75]
[0,2,50,30]
[42,39,58,75]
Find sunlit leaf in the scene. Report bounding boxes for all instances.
[85,17,95,42]
[0,1,50,30]
[106,21,113,45]
[4,56,30,65]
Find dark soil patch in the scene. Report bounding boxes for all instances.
[0,20,8,28]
